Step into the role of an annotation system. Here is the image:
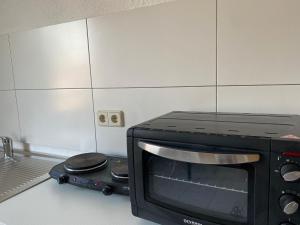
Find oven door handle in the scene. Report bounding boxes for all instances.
[138,141,260,165]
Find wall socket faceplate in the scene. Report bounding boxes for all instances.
[97,111,109,126]
[108,111,124,127]
[97,110,124,127]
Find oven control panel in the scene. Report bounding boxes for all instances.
[270,151,300,225]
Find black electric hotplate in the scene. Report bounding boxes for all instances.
[49,153,129,196]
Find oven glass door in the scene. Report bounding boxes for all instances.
[139,141,258,225]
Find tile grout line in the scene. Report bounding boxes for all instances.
[13,83,300,91]
[0,89,15,91]
[216,0,218,113]
[7,34,23,140]
[85,18,99,154]
[13,85,215,90]
[218,84,300,87]
[2,84,300,92]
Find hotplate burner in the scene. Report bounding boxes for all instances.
[50,154,129,196]
[111,158,129,182]
[64,153,108,174]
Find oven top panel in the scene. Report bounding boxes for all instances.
[130,112,300,150]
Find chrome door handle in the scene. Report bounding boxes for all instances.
[138,141,260,165]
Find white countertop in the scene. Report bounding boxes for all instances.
[0,179,157,225]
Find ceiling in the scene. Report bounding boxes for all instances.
[0,0,174,35]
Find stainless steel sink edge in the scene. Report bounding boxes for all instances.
[0,149,60,203]
[0,174,50,203]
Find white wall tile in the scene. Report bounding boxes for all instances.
[0,91,20,140]
[218,85,300,114]
[218,0,300,85]
[17,89,96,154]
[10,20,91,89]
[88,0,216,88]
[93,87,216,156]
[0,35,14,90]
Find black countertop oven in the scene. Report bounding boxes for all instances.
[127,111,300,225]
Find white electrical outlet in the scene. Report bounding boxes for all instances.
[97,111,109,126]
[108,111,124,127]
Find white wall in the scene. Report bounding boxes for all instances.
[217,0,300,113]
[0,0,299,157]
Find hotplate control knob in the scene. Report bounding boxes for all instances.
[280,194,299,215]
[102,185,113,196]
[281,164,300,182]
[58,174,69,184]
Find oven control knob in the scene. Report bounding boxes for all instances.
[280,194,299,215]
[58,174,69,184]
[102,185,113,196]
[281,164,300,182]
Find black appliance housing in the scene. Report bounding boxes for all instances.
[127,111,300,225]
[49,156,129,196]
